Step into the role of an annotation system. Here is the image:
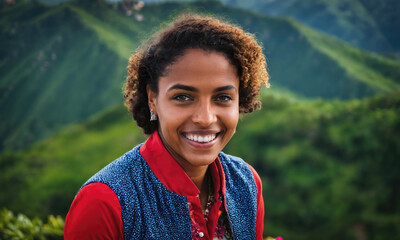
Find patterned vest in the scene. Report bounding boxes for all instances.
[83,145,257,240]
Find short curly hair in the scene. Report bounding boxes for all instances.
[124,14,269,134]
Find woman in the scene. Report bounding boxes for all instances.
[65,14,269,240]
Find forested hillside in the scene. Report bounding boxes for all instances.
[1,92,399,239]
[1,0,399,151]
[226,92,400,239]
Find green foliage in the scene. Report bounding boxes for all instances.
[0,208,64,240]
[0,106,146,217]
[224,92,400,239]
[0,207,278,239]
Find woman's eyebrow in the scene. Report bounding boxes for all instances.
[214,85,237,93]
[167,84,237,92]
[168,84,197,92]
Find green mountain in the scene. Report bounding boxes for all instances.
[1,0,399,152]
[358,0,400,54]
[0,0,144,151]
[1,91,399,239]
[222,0,400,54]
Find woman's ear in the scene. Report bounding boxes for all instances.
[146,85,157,115]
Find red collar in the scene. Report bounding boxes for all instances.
[140,131,226,197]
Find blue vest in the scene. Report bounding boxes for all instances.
[83,145,257,239]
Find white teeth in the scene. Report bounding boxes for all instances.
[185,134,216,143]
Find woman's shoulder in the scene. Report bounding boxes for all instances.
[64,182,124,239]
[70,183,121,211]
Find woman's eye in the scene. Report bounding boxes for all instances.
[215,95,232,102]
[173,94,192,101]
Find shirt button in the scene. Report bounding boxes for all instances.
[199,232,204,237]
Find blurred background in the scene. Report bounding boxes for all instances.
[1,0,399,239]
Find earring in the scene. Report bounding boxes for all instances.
[150,111,158,121]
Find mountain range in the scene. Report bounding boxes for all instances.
[1,0,399,151]
[222,0,400,54]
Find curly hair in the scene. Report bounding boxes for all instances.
[124,14,269,134]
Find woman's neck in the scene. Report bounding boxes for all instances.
[179,162,212,211]
[188,167,211,211]
[158,131,210,192]
[157,130,212,209]
[187,167,208,191]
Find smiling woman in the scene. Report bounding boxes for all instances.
[148,49,240,174]
[64,14,269,240]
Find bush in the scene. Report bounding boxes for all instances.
[0,208,64,240]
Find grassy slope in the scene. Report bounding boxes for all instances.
[0,1,137,150]
[282,0,391,52]
[294,22,400,92]
[358,0,400,53]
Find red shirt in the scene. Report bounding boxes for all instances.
[65,131,265,239]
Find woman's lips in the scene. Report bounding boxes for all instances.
[183,133,217,143]
[182,132,220,148]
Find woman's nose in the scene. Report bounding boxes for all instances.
[192,100,217,127]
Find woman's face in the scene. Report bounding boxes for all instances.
[148,48,239,171]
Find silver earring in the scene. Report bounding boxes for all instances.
[150,111,158,121]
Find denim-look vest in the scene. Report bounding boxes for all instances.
[83,145,257,239]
